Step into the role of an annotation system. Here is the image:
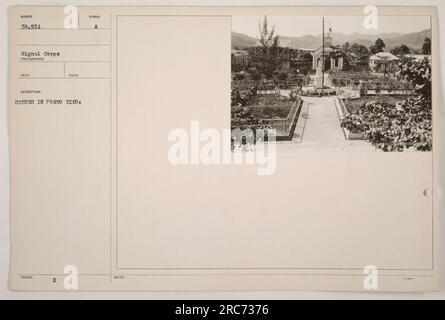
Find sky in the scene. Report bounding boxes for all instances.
[232,15,431,38]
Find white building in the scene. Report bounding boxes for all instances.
[369,52,400,73]
[311,34,344,71]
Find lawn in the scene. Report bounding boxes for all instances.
[344,95,408,114]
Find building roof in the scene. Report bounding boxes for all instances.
[231,49,248,56]
[369,52,400,61]
[313,46,335,55]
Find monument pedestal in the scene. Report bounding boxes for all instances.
[315,65,323,90]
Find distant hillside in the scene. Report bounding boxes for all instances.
[231,29,431,51]
[231,31,256,49]
[279,34,319,49]
[382,29,431,50]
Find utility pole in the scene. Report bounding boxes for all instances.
[322,17,325,96]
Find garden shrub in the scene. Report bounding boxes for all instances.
[341,58,432,152]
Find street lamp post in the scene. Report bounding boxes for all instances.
[322,17,325,96]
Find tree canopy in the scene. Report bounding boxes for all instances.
[390,44,410,56]
[348,43,371,69]
[369,38,386,54]
[422,37,431,55]
[249,16,282,77]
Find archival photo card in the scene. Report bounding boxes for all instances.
[7,5,438,292]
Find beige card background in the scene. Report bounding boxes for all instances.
[7,5,439,292]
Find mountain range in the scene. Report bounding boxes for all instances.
[232,29,431,51]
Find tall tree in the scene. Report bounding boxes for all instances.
[249,16,281,78]
[349,43,371,69]
[422,37,431,55]
[369,38,386,54]
[257,16,278,48]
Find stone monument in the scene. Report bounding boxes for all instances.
[315,62,323,89]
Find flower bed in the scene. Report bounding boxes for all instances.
[231,93,298,138]
[231,79,259,107]
[341,57,432,152]
[330,70,383,82]
[344,95,407,114]
[245,95,293,119]
[341,97,432,151]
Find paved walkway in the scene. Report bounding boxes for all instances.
[276,96,376,152]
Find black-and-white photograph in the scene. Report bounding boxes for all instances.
[231,15,432,152]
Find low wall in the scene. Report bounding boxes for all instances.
[334,94,366,141]
[275,99,304,141]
